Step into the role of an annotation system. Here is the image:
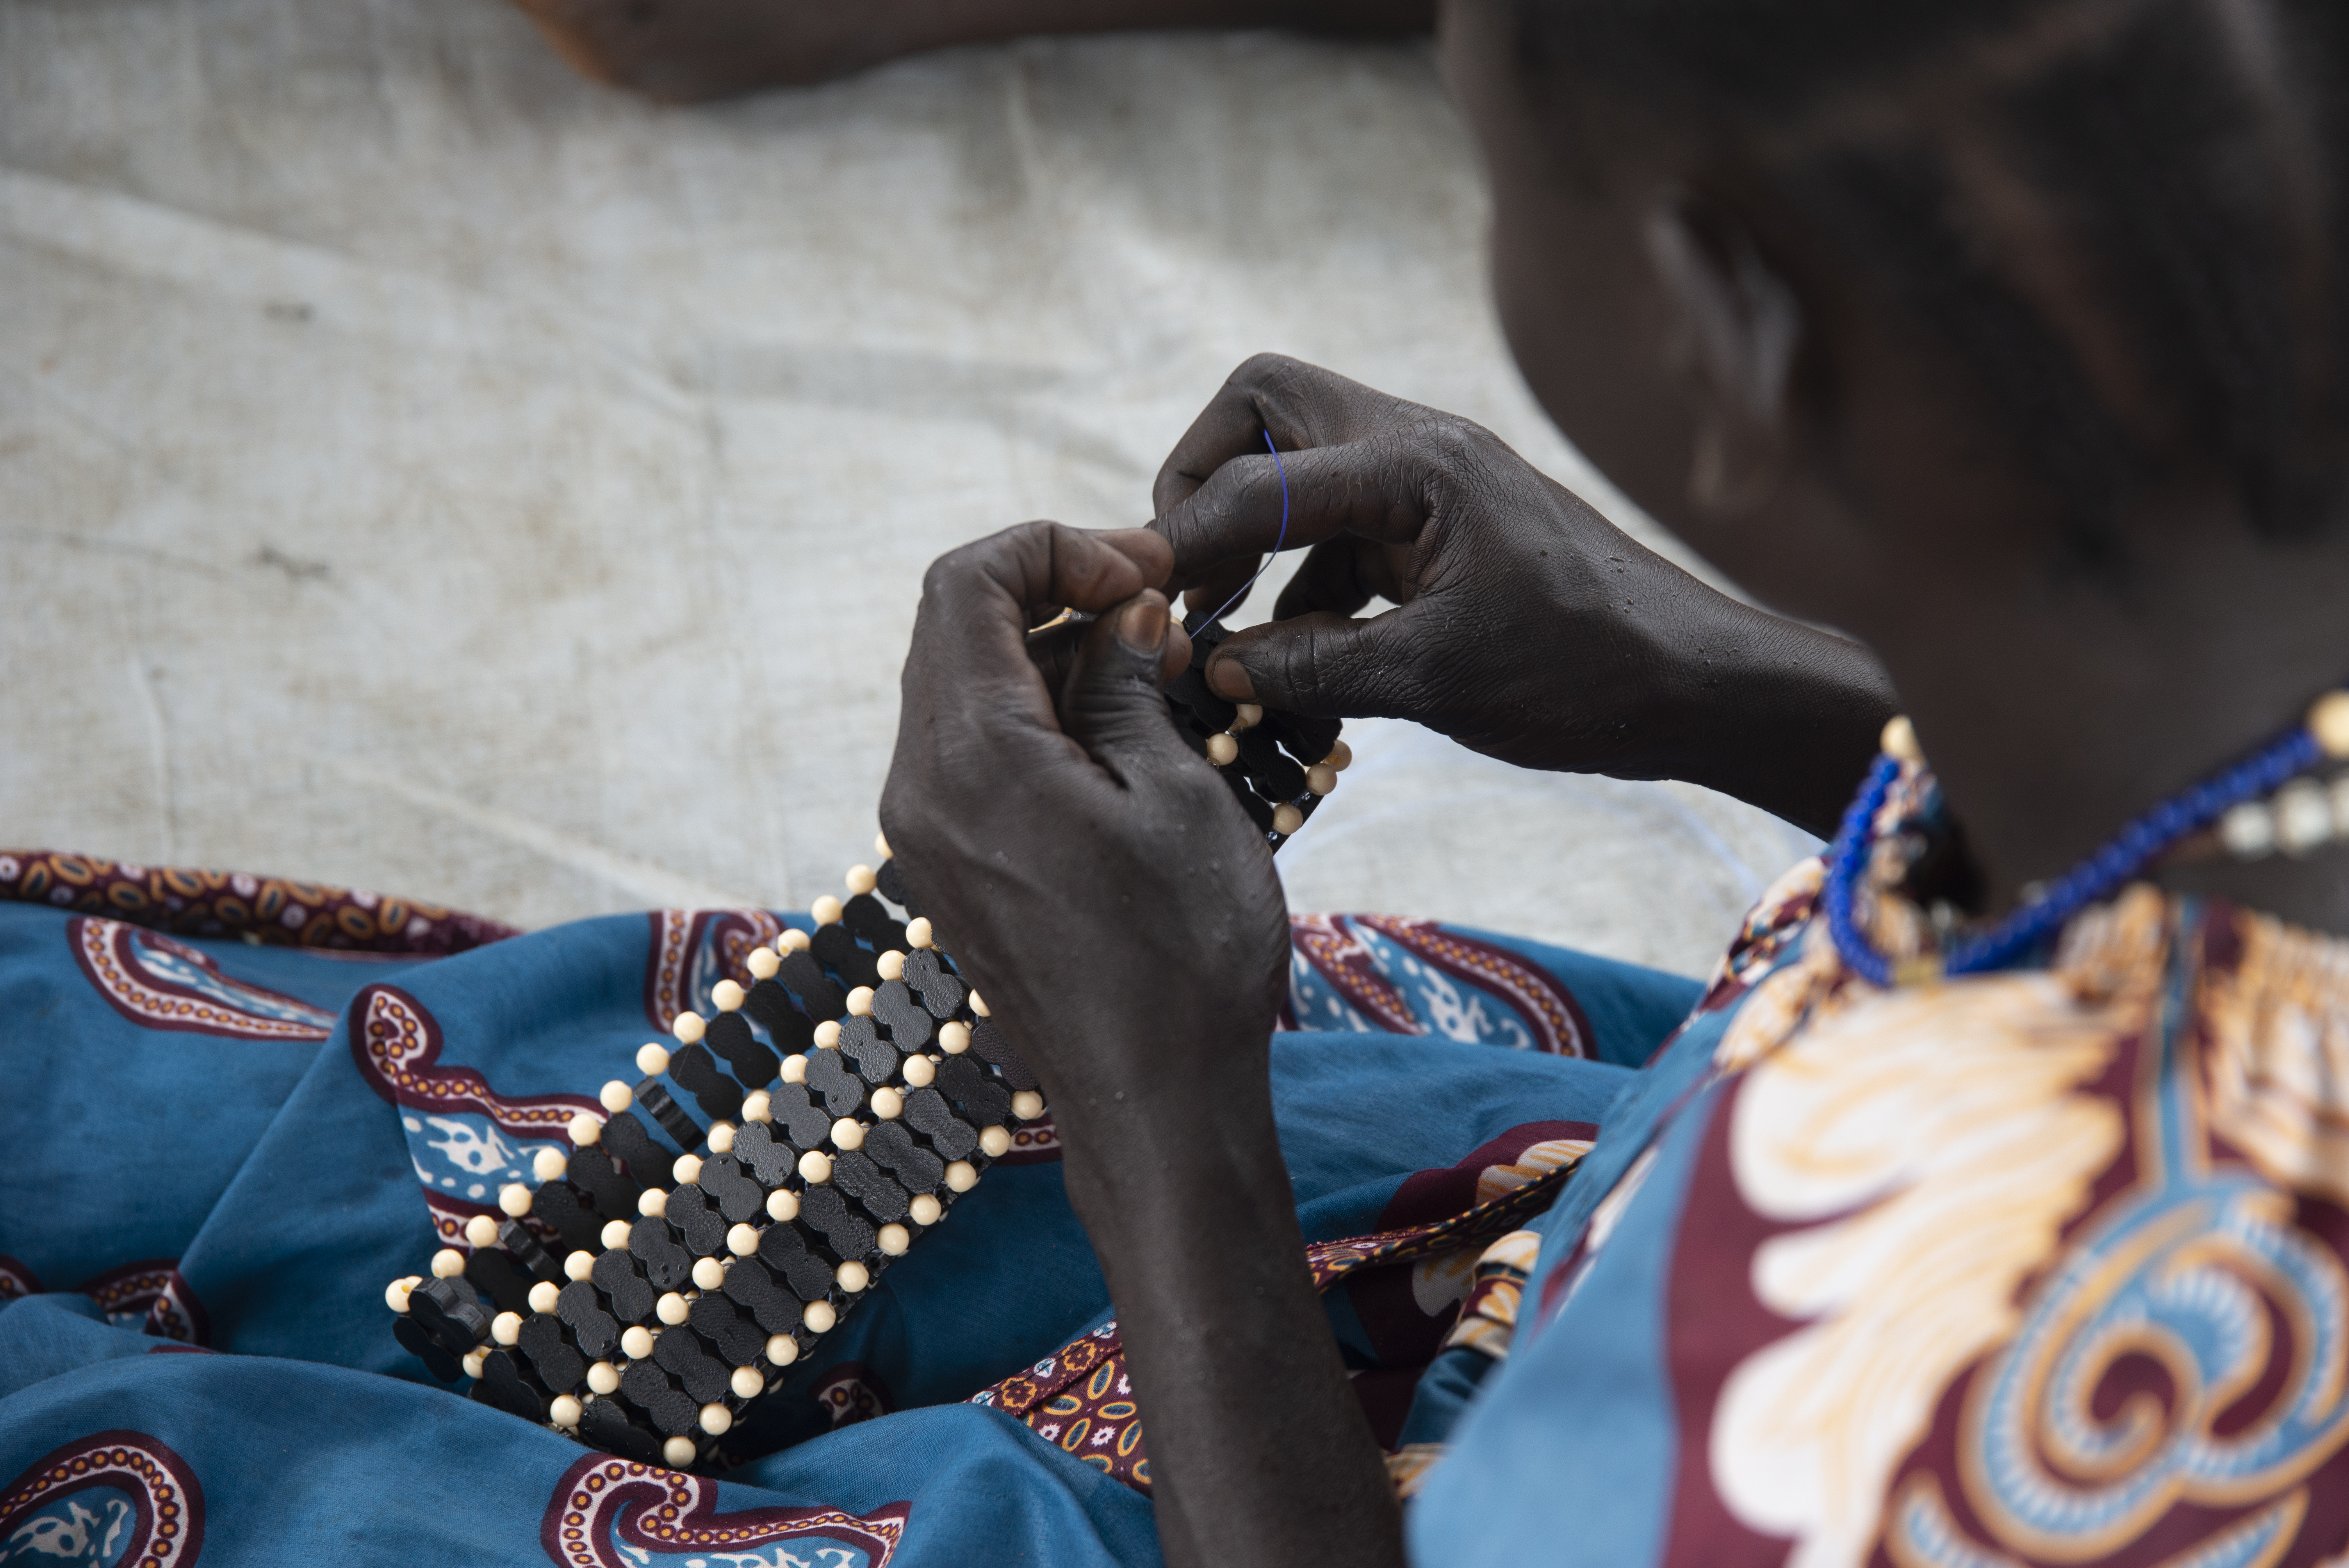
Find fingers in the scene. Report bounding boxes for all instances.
[1055,591,1201,784]
[1150,354,1397,517]
[1271,538,1379,622]
[1200,607,1431,717]
[1156,442,1433,592]
[1028,611,1192,690]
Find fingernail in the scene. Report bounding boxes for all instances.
[1207,656,1255,701]
[1117,595,1168,654]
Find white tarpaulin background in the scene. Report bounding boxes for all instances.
[0,0,1814,975]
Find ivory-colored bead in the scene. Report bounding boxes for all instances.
[874,830,892,860]
[1230,702,1263,731]
[384,1277,418,1313]
[728,1223,761,1257]
[778,928,812,953]
[969,991,991,1018]
[813,1021,841,1049]
[657,1292,690,1326]
[639,1188,668,1219]
[621,1325,656,1360]
[907,918,934,949]
[766,1333,800,1367]
[837,1261,870,1293]
[2310,690,2349,758]
[909,1194,943,1226]
[671,1012,706,1046]
[568,1111,602,1146]
[846,864,878,896]
[945,1160,978,1193]
[492,1311,522,1346]
[600,1080,634,1113]
[800,1150,834,1184]
[979,1126,1012,1158]
[1206,733,1239,766]
[1271,803,1305,836]
[846,986,875,1016]
[637,1042,672,1076]
[431,1248,467,1279]
[937,1022,971,1055]
[871,1087,904,1120]
[533,1147,569,1183]
[586,1360,621,1395]
[708,1121,736,1154]
[673,1153,704,1185]
[878,1224,910,1256]
[565,1250,595,1282]
[1881,715,1923,763]
[766,1189,800,1223]
[462,1348,488,1380]
[2274,778,2333,853]
[747,946,781,980]
[1324,739,1353,771]
[732,1365,766,1399]
[902,1055,936,1087]
[712,979,745,1012]
[831,1118,866,1151]
[742,1090,773,1123]
[664,1436,698,1468]
[804,1301,838,1333]
[602,1219,633,1250]
[692,1256,725,1291]
[2221,801,2278,858]
[1010,1090,1043,1120]
[550,1394,583,1429]
[1304,763,1337,796]
[528,1281,561,1314]
[876,950,905,981]
[781,1055,808,1084]
[499,1183,533,1218]
[465,1214,499,1249]
[812,895,844,926]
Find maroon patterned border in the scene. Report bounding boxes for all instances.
[0,1255,42,1302]
[73,1259,179,1325]
[1356,916,1595,1057]
[0,850,518,955]
[70,918,336,1041]
[0,1430,204,1568]
[350,984,597,1137]
[1286,913,1420,1033]
[541,1455,907,1568]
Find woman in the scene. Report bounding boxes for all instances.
[3,0,2344,1564]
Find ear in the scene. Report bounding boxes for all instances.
[1645,190,1804,514]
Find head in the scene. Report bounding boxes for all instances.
[1443,0,2349,904]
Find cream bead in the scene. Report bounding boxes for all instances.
[728,1222,761,1257]
[692,1257,726,1291]
[600,1080,634,1113]
[909,1194,943,1226]
[871,1087,904,1120]
[1304,763,1337,796]
[937,1022,971,1055]
[549,1394,583,1429]
[462,1348,488,1380]
[804,1301,838,1333]
[836,1261,870,1293]
[813,1021,841,1049]
[799,1150,834,1183]
[498,1183,533,1218]
[2310,690,2349,758]
[637,1043,672,1076]
[671,1011,706,1046]
[465,1214,500,1249]
[568,1111,602,1146]
[586,1360,621,1395]
[1324,739,1353,771]
[766,1188,800,1223]
[812,895,844,926]
[831,1118,865,1151]
[874,830,892,860]
[565,1250,596,1282]
[781,1055,808,1084]
[1010,1090,1043,1120]
[979,1126,1012,1158]
[2277,779,2334,854]
[2222,801,2278,858]
[601,1219,633,1250]
[639,1188,668,1219]
[533,1147,570,1183]
[1206,733,1239,766]
[846,986,875,1016]
[878,1223,910,1256]
[384,1277,418,1313]
[968,991,990,1018]
[708,1121,736,1154]
[732,1365,767,1400]
[747,946,781,981]
[1271,803,1305,836]
[529,1280,561,1314]
[431,1248,467,1279]
[907,918,934,949]
[846,864,878,896]
[1881,714,1923,763]
[673,1153,703,1185]
[1230,702,1263,731]
[663,1436,698,1468]
[491,1311,522,1346]
[621,1325,656,1360]
[902,1055,936,1087]
[945,1161,978,1193]
[778,928,812,953]
[876,950,905,981]
[657,1292,690,1326]
[766,1333,800,1366]
[742,1090,773,1123]
[712,979,745,1012]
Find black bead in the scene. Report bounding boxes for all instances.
[665,1042,745,1124]
[600,1111,674,1184]
[688,1288,767,1369]
[812,923,880,990]
[873,857,920,916]
[871,980,932,1051]
[898,949,966,1019]
[629,1215,695,1292]
[863,1119,945,1194]
[394,1315,462,1381]
[592,1247,657,1326]
[777,950,845,1023]
[802,1050,865,1118]
[731,1118,801,1188]
[727,1250,814,1329]
[831,1148,909,1224]
[558,1279,620,1360]
[968,1019,1037,1092]
[531,1181,606,1254]
[634,1080,705,1151]
[580,1395,662,1462]
[935,1054,1011,1126]
[752,1224,834,1304]
[653,1319,733,1404]
[743,978,815,1055]
[902,1086,978,1161]
[835,1014,899,1085]
[798,1183,875,1261]
[410,1275,490,1356]
[474,1347,549,1422]
[704,1010,781,1091]
[620,1358,699,1436]
[760,1085,835,1152]
[464,1246,537,1316]
[499,1219,563,1282]
[697,1153,765,1224]
[517,1311,587,1394]
[565,1145,642,1221]
[664,1184,728,1259]
[1236,726,1307,800]
[841,893,902,949]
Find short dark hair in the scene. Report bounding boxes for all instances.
[1511,0,2349,552]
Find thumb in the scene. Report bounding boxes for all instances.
[1056,590,1196,778]
[1202,608,1428,718]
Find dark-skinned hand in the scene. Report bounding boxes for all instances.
[1153,354,1896,837]
[880,520,1405,1568]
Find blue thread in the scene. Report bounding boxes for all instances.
[1196,431,1291,632]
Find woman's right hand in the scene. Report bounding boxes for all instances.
[1151,354,1897,836]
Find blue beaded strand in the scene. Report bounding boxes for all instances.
[1824,722,2324,985]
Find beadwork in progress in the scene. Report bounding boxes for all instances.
[1169,617,1350,844]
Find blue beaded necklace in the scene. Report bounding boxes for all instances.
[1824,698,2347,987]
